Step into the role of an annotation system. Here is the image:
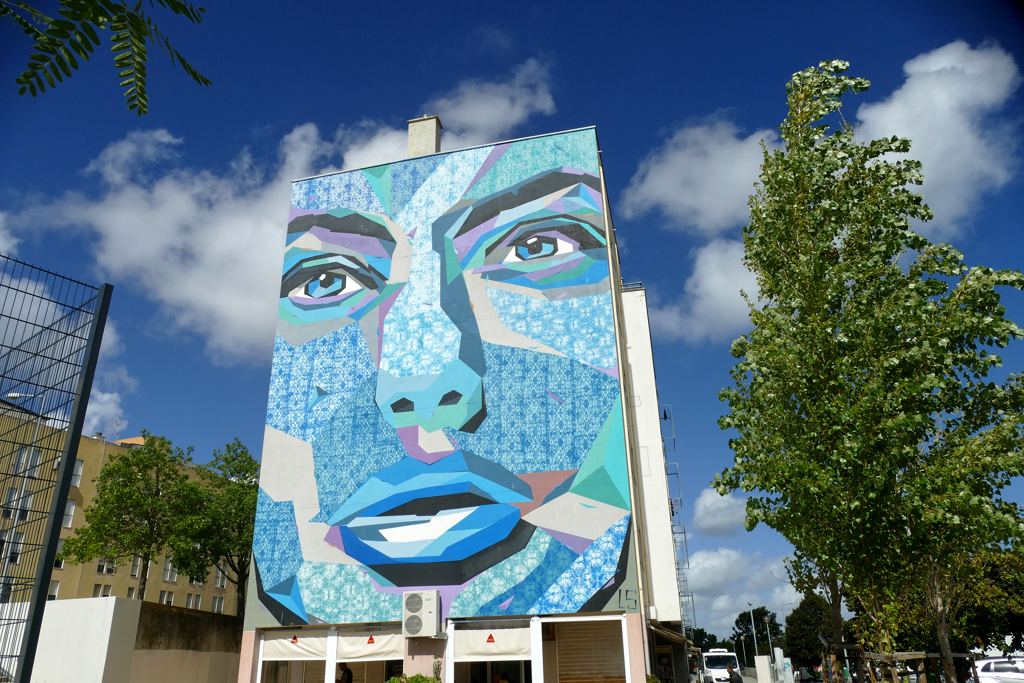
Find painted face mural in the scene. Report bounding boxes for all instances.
[254,130,635,626]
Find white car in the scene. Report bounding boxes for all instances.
[976,658,1024,683]
[704,649,741,683]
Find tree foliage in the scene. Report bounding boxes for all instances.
[732,605,784,657]
[785,593,830,669]
[60,432,203,599]
[690,627,726,653]
[1,0,211,114]
[172,438,259,619]
[713,58,1024,678]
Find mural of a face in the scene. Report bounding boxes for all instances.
[256,130,633,626]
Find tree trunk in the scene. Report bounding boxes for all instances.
[827,572,846,682]
[139,555,150,599]
[927,569,957,683]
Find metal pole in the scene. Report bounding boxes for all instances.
[14,283,112,683]
[765,616,774,662]
[748,603,759,660]
[741,638,747,668]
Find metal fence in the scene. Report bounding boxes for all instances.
[0,255,111,683]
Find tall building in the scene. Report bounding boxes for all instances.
[242,120,689,683]
[39,434,239,614]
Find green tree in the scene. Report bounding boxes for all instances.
[713,58,1024,679]
[785,593,830,669]
[60,432,204,599]
[732,606,783,657]
[1,0,211,114]
[172,439,258,619]
[689,627,724,652]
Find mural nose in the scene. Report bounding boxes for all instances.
[375,359,486,433]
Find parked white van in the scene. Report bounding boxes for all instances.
[704,649,741,682]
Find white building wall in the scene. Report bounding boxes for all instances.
[32,596,141,683]
[621,288,682,624]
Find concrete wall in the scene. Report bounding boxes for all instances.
[31,597,241,683]
[621,289,682,624]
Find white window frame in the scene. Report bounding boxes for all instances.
[70,459,84,487]
[62,498,75,528]
[53,538,64,569]
[162,560,177,582]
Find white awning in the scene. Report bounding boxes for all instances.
[453,628,532,662]
[337,633,404,662]
[263,630,329,660]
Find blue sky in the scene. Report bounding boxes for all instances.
[2,0,1023,636]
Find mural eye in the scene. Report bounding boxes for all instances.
[504,236,574,262]
[290,268,363,300]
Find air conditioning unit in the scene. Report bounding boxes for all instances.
[402,590,440,638]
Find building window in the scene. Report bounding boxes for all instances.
[62,498,75,528]
[15,447,41,478]
[193,594,201,610]
[2,487,32,521]
[0,582,11,604]
[1,531,25,564]
[92,584,112,598]
[185,593,199,609]
[130,555,140,577]
[70,459,84,487]
[188,575,204,586]
[211,596,224,614]
[97,557,116,574]
[214,565,227,588]
[158,590,174,605]
[127,586,135,599]
[47,581,59,601]
[54,539,64,569]
[162,560,177,582]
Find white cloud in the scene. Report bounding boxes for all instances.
[433,58,555,150]
[8,62,555,365]
[0,213,19,255]
[339,59,555,170]
[85,129,183,186]
[83,389,125,437]
[14,125,333,364]
[85,319,137,438]
[857,41,1020,239]
[648,239,756,344]
[686,548,799,635]
[692,488,748,537]
[620,120,779,235]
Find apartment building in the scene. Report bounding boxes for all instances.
[36,434,239,615]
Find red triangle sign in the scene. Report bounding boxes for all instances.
[486,634,495,643]
[367,635,375,644]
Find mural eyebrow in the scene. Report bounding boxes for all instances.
[454,171,603,240]
[288,213,396,243]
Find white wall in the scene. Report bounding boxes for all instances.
[621,288,682,624]
[32,596,142,683]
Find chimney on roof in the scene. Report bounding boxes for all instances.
[93,432,103,439]
[408,115,442,158]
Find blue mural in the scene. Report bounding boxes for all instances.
[256,129,634,625]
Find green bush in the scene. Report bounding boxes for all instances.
[385,675,440,683]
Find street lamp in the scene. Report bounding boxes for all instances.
[764,616,774,662]
[748,602,759,660]
[740,636,747,668]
